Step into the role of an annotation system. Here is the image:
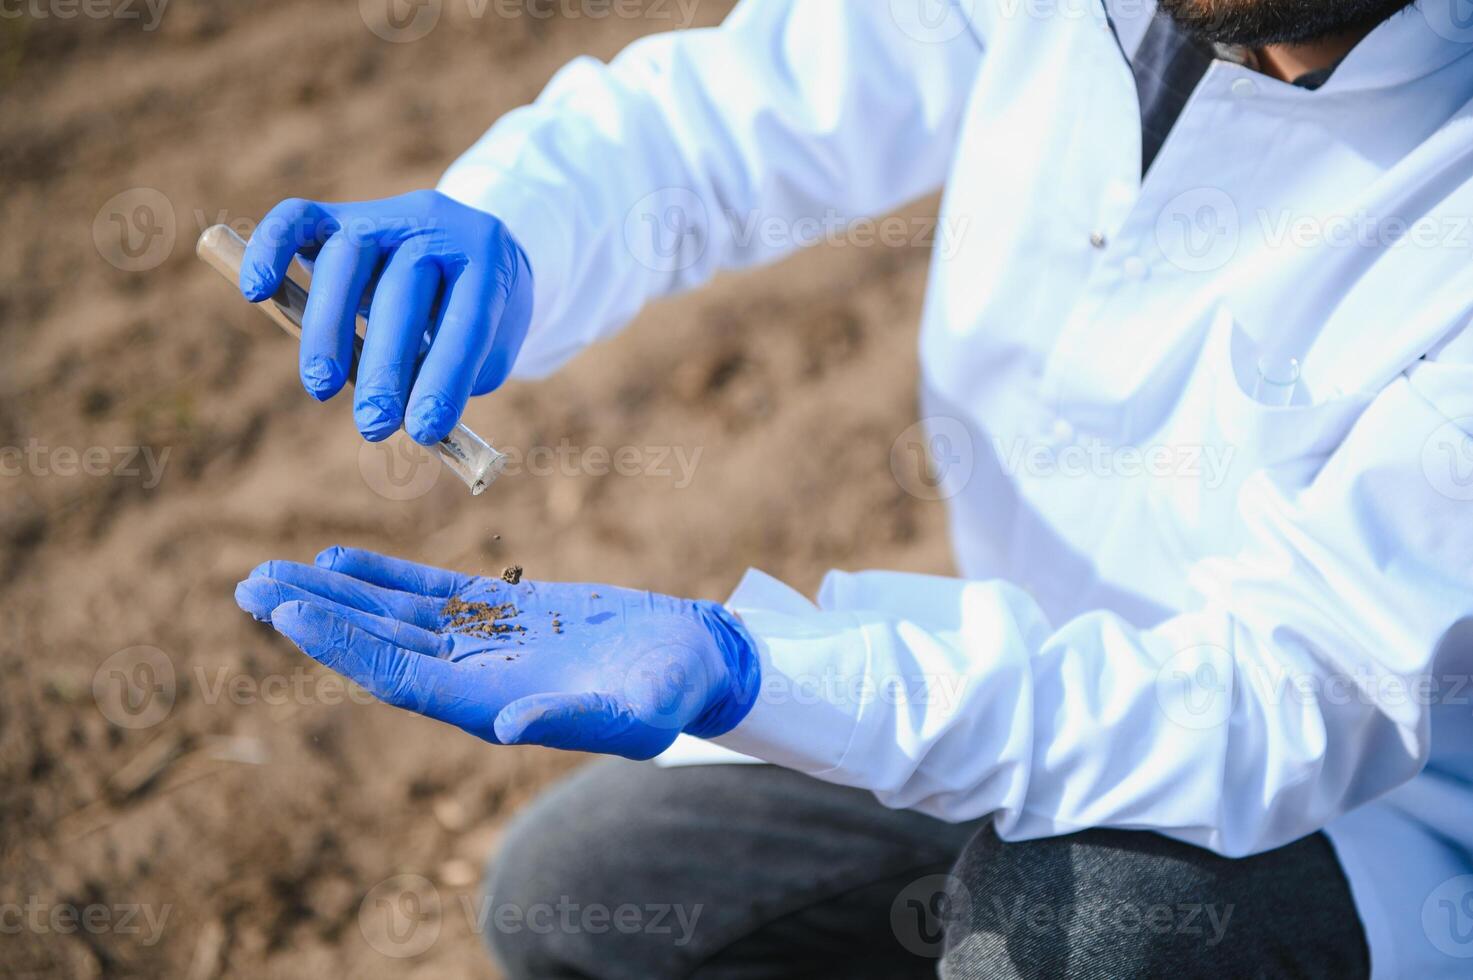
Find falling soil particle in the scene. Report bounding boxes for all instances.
[590,592,601,599]
[549,612,563,634]
[440,597,525,640]
[501,565,523,585]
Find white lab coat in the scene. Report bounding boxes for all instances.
[438,1,1473,974]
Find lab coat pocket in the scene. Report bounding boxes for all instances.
[1155,306,1373,554]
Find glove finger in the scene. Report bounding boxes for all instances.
[313,545,471,599]
[355,241,442,441]
[300,231,382,401]
[404,262,505,445]
[236,577,450,657]
[270,600,496,730]
[241,198,337,302]
[494,692,672,760]
[247,559,448,628]
[470,238,532,396]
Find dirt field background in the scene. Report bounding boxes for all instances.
[0,1,951,976]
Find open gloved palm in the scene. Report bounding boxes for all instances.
[235,547,759,759]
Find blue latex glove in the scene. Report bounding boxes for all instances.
[239,191,533,446]
[234,547,761,760]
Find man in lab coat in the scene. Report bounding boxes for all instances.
[234,0,1473,975]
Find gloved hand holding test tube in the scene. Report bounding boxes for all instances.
[197,223,508,494]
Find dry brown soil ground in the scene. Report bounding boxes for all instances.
[0,2,952,975]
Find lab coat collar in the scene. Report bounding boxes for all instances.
[1317,0,1473,93]
[1104,0,1473,94]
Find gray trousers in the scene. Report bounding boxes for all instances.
[482,761,1369,979]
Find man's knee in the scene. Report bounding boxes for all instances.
[939,827,1367,980]
[479,760,705,980]
[481,797,569,976]
[480,762,640,978]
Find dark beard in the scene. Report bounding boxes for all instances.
[1155,0,1415,47]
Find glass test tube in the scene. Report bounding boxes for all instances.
[1252,354,1301,408]
[196,224,507,495]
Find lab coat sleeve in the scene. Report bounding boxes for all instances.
[435,0,982,377]
[713,348,1473,858]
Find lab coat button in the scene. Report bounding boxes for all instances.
[1231,77,1258,98]
[1089,231,1107,249]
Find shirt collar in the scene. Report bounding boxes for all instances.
[1109,0,1473,94]
[1212,44,1337,90]
[1313,0,1473,93]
